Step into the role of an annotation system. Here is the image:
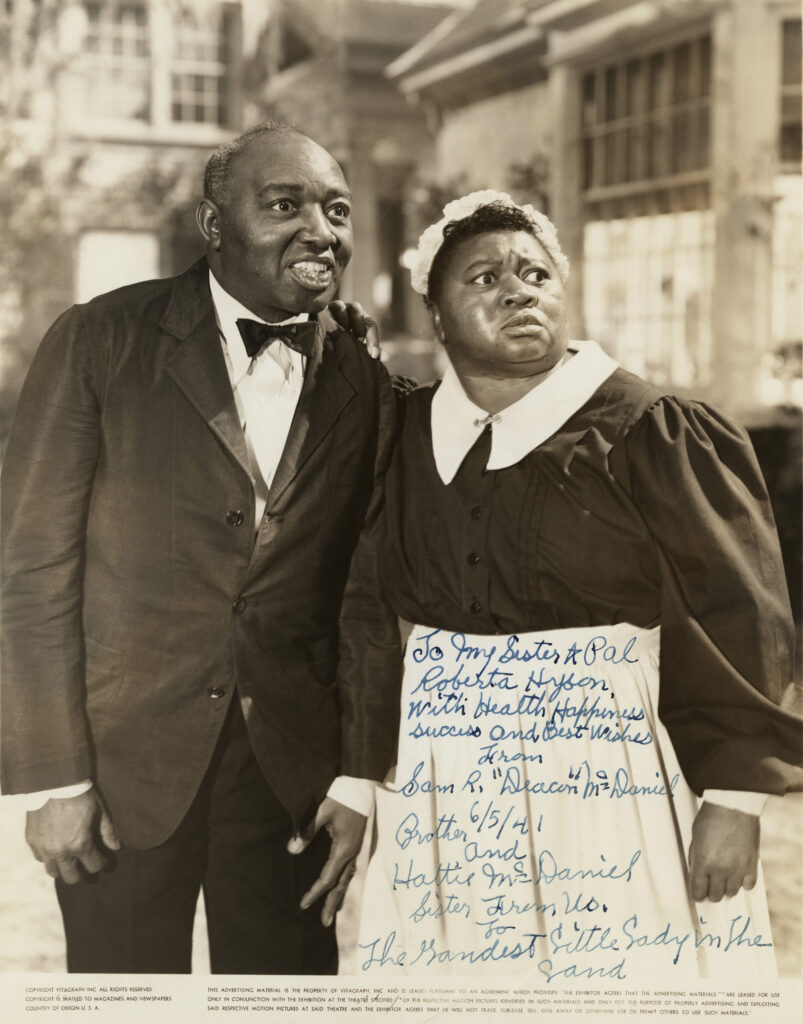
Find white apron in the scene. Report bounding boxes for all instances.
[357,624,775,983]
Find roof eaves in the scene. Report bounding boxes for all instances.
[527,0,637,32]
[394,23,544,95]
[385,6,472,80]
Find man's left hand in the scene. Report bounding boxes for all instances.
[287,797,366,926]
[688,802,759,902]
[327,301,380,359]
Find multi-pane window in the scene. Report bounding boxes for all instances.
[579,34,714,388]
[581,34,711,218]
[83,2,150,120]
[78,2,236,128]
[170,7,231,126]
[779,18,802,167]
[583,212,714,388]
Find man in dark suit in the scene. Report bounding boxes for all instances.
[0,122,401,974]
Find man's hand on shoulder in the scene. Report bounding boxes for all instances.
[26,788,121,884]
[326,300,380,360]
[287,796,366,927]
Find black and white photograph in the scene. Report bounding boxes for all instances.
[0,1,801,1021]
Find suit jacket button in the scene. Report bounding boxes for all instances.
[226,509,245,526]
[232,597,247,613]
[207,686,226,700]
[470,599,482,615]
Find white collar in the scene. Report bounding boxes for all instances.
[430,340,619,484]
[208,270,309,385]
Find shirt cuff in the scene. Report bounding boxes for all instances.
[23,780,93,811]
[326,776,376,818]
[702,789,768,817]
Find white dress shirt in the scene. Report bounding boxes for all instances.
[429,341,767,818]
[24,272,374,819]
[208,271,305,526]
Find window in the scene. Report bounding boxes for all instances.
[84,2,150,120]
[583,211,714,388]
[779,19,802,167]
[170,6,232,126]
[581,33,711,218]
[76,2,239,130]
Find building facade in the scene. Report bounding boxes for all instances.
[0,0,454,434]
[389,0,802,415]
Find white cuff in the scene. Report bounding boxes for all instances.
[23,780,93,811]
[326,776,376,818]
[703,789,768,817]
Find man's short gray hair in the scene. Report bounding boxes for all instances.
[203,120,302,207]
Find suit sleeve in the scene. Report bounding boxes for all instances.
[335,363,403,783]
[621,396,803,795]
[1,306,103,793]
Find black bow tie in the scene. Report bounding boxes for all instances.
[236,318,318,360]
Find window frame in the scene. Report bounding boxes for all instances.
[71,1,241,139]
[578,25,713,220]
[82,1,152,122]
[778,16,802,171]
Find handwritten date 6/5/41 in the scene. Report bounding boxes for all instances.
[470,799,529,839]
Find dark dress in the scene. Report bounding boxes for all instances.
[351,352,803,979]
[376,365,801,796]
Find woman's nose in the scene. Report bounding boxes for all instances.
[501,277,537,306]
[299,205,338,248]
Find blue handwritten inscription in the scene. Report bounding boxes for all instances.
[359,628,766,979]
[406,630,652,752]
[359,915,771,976]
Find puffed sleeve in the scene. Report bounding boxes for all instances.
[621,396,803,795]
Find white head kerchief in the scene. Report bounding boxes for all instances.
[410,189,569,296]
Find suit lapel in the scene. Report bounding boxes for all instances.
[162,261,251,478]
[267,312,356,508]
[159,264,356,503]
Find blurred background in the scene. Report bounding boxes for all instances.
[0,0,800,977]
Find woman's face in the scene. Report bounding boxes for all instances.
[430,229,569,379]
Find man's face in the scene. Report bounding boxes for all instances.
[207,132,353,320]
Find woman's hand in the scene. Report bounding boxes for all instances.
[688,802,759,902]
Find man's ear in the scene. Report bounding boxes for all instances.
[196,199,222,250]
[427,301,446,345]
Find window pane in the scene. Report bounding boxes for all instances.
[780,122,802,164]
[582,72,596,127]
[695,108,710,170]
[170,7,231,126]
[647,118,668,178]
[780,93,802,163]
[604,67,618,121]
[672,42,692,103]
[583,137,595,189]
[625,126,643,181]
[648,53,666,111]
[625,59,643,117]
[780,21,802,162]
[782,19,802,87]
[698,35,711,97]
